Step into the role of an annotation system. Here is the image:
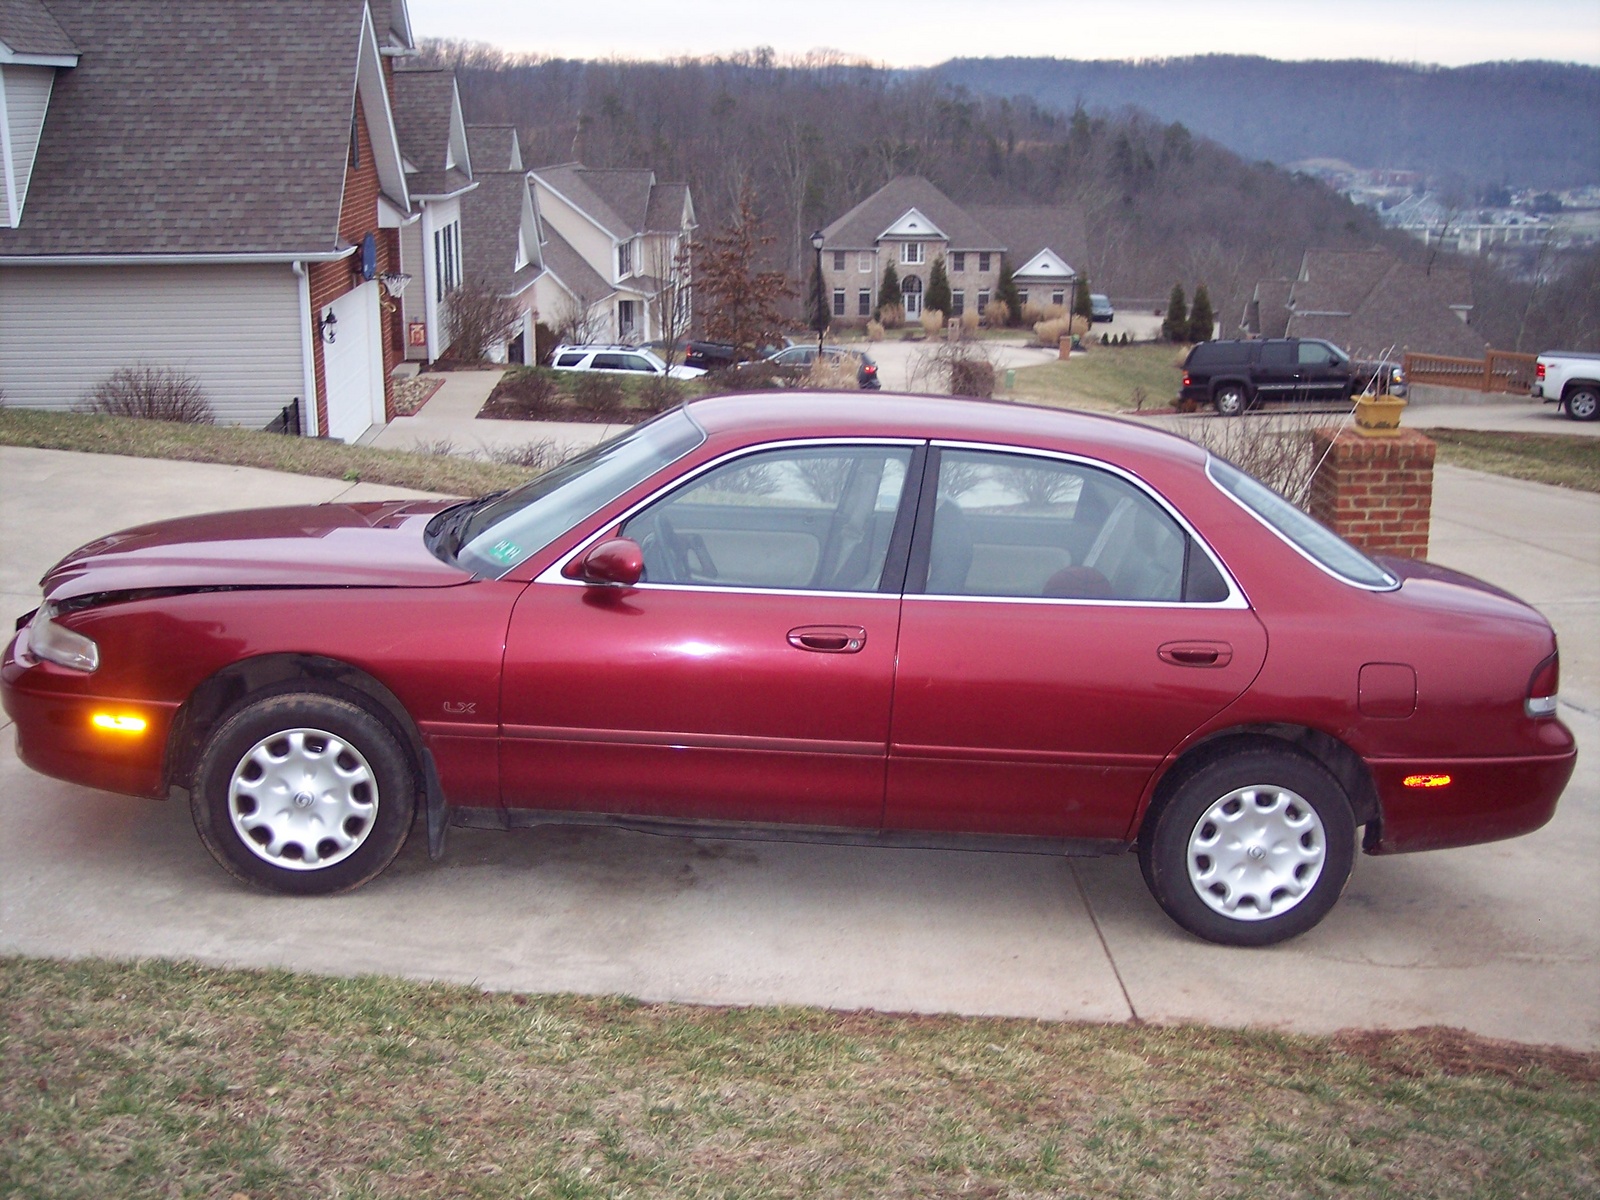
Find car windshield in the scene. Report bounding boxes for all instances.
[1207,457,1397,590]
[451,407,706,577]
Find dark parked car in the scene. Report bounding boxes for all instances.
[4,395,1573,945]
[1089,294,1115,323]
[683,338,796,372]
[1180,338,1405,416]
[739,344,881,390]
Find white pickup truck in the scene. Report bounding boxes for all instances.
[1532,350,1600,421]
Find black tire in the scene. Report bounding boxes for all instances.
[1213,384,1248,417]
[1565,386,1599,421]
[191,692,415,895]
[1139,749,1355,946]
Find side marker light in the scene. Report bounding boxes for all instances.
[92,713,147,734]
[1402,773,1452,789]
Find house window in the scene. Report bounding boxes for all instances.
[858,252,872,272]
[433,220,462,303]
[833,288,846,317]
[617,240,633,278]
[902,242,925,265]
[977,289,991,315]
[952,291,965,316]
[618,299,638,338]
[858,289,872,317]
[515,229,529,271]
[951,252,966,273]
[1018,289,1030,308]
[832,251,847,272]
[1052,289,1066,307]
[978,252,992,272]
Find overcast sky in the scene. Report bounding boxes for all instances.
[406,0,1600,67]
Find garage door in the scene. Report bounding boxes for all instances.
[323,281,383,443]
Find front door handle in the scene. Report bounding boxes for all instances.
[1158,640,1233,668]
[788,625,867,653]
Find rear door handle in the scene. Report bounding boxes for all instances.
[788,625,867,653]
[1158,641,1233,668]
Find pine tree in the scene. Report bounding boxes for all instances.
[926,255,952,316]
[1161,284,1188,342]
[1072,278,1092,321]
[996,260,1022,325]
[877,261,900,315]
[1187,284,1215,343]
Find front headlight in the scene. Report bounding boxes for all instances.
[26,603,100,672]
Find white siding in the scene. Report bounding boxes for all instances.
[0,263,306,429]
[1,65,56,227]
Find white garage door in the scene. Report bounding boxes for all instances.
[323,281,383,443]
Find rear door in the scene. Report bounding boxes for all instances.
[1254,340,1297,403]
[885,446,1268,840]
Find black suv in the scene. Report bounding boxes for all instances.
[1179,338,1403,416]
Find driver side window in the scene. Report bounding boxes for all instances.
[622,445,912,591]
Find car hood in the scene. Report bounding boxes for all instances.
[40,500,472,602]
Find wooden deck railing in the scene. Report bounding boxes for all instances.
[1402,350,1538,395]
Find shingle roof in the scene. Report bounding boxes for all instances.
[1245,279,1294,338]
[391,69,454,167]
[0,0,78,55]
[0,0,382,257]
[645,182,691,234]
[967,205,1088,276]
[1282,251,1481,358]
[540,222,612,304]
[822,176,1004,251]
[466,125,520,172]
[459,170,535,296]
[578,168,654,234]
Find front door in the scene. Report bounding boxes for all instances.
[885,447,1268,840]
[499,442,918,828]
[901,275,923,318]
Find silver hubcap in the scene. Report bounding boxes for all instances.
[227,727,378,871]
[1186,784,1326,921]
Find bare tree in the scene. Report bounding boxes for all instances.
[552,288,606,347]
[693,188,795,359]
[647,239,694,371]
[445,275,523,362]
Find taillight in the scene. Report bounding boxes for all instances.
[1183,373,1192,387]
[1536,362,1546,380]
[1526,651,1560,718]
[863,364,877,376]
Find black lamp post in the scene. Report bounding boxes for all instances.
[810,229,827,355]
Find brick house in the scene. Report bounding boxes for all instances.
[1242,249,1482,360]
[0,0,418,442]
[818,176,1089,323]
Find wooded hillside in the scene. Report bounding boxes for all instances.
[424,44,1597,352]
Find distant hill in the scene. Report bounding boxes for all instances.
[929,57,1600,192]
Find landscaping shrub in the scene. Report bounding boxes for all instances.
[950,357,996,398]
[919,310,945,337]
[803,356,859,391]
[572,372,624,412]
[878,303,904,330]
[960,310,980,334]
[865,319,886,342]
[981,299,1010,329]
[81,365,215,423]
[1034,318,1071,348]
[445,276,522,363]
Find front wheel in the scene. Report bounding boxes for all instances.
[191,692,416,894]
[1139,749,1355,945]
[1213,384,1248,417]
[1565,386,1599,421]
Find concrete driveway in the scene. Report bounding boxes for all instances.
[2,446,1595,1049]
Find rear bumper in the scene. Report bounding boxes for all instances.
[1364,743,1577,855]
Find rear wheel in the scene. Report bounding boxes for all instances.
[1565,386,1599,421]
[191,692,415,894]
[1139,749,1355,945]
[1213,384,1248,417]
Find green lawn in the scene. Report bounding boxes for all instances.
[1006,342,1188,412]
[4,956,1596,1200]
[1426,428,1600,494]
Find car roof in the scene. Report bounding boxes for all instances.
[680,392,1210,472]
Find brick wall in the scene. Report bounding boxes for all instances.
[1308,427,1437,558]
[306,92,398,436]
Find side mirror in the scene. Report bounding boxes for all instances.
[572,537,643,587]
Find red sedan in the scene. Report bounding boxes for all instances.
[2,395,1576,945]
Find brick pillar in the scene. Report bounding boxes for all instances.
[1308,427,1437,559]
